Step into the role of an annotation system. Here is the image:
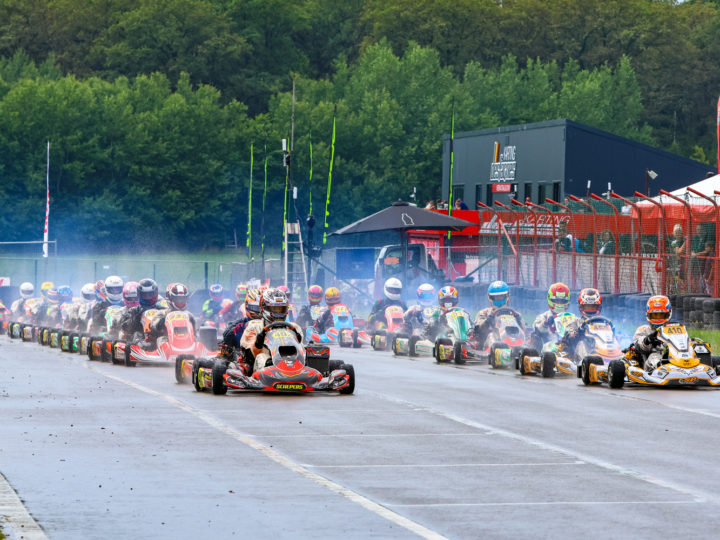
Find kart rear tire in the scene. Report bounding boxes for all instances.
[490,343,510,369]
[434,338,452,363]
[712,357,720,373]
[88,338,101,361]
[211,360,228,395]
[175,355,191,384]
[193,357,213,392]
[110,340,121,365]
[338,363,355,395]
[392,335,405,356]
[124,344,136,367]
[517,348,538,374]
[21,324,32,342]
[352,328,361,348]
[453,340,466,365]
[608,359,626,389]
[329,360,344,373]
[581,356,604,386]
[101,338,113,363]
[541,352,556,378]
[409,335,419,357]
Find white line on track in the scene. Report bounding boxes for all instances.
[85,364,449,540]
[0,472,47,540]
[365,391,718,504]
[390,500,696,508]
[307,461,584,468]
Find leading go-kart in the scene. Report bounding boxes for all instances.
[194,321,355,394]
[582,322,720,388]
[370,305,405,351]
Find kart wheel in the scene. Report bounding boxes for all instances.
[541,352,556,378]
[581,356,604,386]
[211,360,228,395]
[339,363,355,395]
[78,333,89,355]
[489,343,511,369]
[352,328,361,348]
[124,344,136,367]
[110,341,121,365]
[88,338,101,361]
[712,357,720,374]
[21,325,32,342]
[434,338,452,363]
[392,335,405,356]
[453,340,466,365]
[193,358,213,392]
[175,355,191,384]
[101,338,113,363]
[329,359,344,373]
[608,359,626,389]
[517,348,538,374]
[409,335,419,357]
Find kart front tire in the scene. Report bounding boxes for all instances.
[409,335,419,357]
[339,363,355,395]
[453,340,466,365]
[581,356,604,386]
[124,344,136,367]
[608,359,626,389]
[434,338,452,363]
[175,355,190,384]
[352,328,361,348]
[211,360,228,395]
[541,352,556,378]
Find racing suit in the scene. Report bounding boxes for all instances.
[368,299,407,328]
[314,306,336,335]
[10,298,28,319]
[403,305,440,338]
[295,305,318,331]
[219,300,245,322]
[120,303,162,348]
[632,323,663,371]
[89,299,116,334]
[560,316,586,361]
[532,309,559,347]
[473,307,525,348]
[240,319,304,373]
[202,299,231,324]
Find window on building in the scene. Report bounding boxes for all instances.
[538,184,546,205]
[475,185,483,207]
[524,183,532,202]
[486,184,493,207]
[553,182,561,203]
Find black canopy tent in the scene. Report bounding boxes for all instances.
[330,200,475,293]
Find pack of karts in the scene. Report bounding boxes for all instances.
[193,322,355,394]
[304,304,369,348]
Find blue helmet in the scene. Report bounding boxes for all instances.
[488,280,509,308]
[417,283,436,307]
[57,285,73,304]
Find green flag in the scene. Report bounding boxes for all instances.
[261,145,268,257]
[323,110,336,245]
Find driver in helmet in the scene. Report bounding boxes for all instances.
[421,286,461,340]
[532,282,571,346]
[150,283,195,340]
[30,281,55,324]
[561,288,602,360]
[295,285,323,330]
[11,282,35,319]
[120,278,162,347]
[239,288,303,374]
[89,275,124,333]
[202,284,230,324]
[403,283,437,330]
[313,287,343,335]
[220,283,248,321]
[220,288,262,365]
[277,285,297,322]
[631,295,673,372]
[473,281,525,347]
[368,278,406,328]
[67,282,97,330]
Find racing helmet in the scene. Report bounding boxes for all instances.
[245,288,262,320]
[278,284,291,301]
[46,287,59,305]
[438,286,459,309]
[81,283,95,302]
[123,281,139,307]
[417,283,436,307]
[235,283,248,302]
[488,280,510,308]
[137,278,159,307]
[384,278,403,301]
[105,275,124,304]
[168,283,190,310]
[646,295,671,326]
[41,281,54,297]
[325,287,341,306]
[94,280,106,301]
[261,288,289,324]
[19,282,34,299]
[209,283,223,302]
[57,285,73,304]
[547,282,571,315]
[578,288,602,317]
[165,282,179,299]
[307,285,323,305]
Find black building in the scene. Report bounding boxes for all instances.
[442,119,713,208]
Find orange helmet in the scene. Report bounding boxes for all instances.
[325,287,341,306]
[646,295,671,326]
[578,288,601,317]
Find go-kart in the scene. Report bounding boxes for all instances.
[517,312,578,377]
[175,326,221,383]
[87,305,127,362]
[392,307,441,357]
[582,322,720,388]
[194,322,355,394]
[480,307,530,369]
[305,304,369,347]
[370,305,406,351]
[114,309,210,368]
[433,307,484,364]
[0,305,9,334]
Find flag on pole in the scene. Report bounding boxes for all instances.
[43,141,50,258]
[447,101,455,240]
[308,135,313,215]
[246,143,254,259]
[261,145,268,257]
[323,108,337,245]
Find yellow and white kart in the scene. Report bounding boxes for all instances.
[581,322,720,389]
[517,312,578,378]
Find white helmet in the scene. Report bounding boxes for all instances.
[384,278,403,301]
[105,275,124,304]
[19,282,34,299]
[417,283,435,307]
[81,282,96,302]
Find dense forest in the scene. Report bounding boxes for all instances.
[0,0,719,252]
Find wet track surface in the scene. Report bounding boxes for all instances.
[2,335,720,539]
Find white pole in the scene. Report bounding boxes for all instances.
[43,141,50,258]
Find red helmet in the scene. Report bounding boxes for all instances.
[646,295,671,326]
[578,288,601,317]
[235,283,248,302]
[307,285,323,305]
[168,283,190,310]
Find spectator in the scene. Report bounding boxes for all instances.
[425,200,436,210]
[555,221,583,253]
[668,223,686,291]
[692,223,715,294]
[598,229,615,255]
[454,198,469,210]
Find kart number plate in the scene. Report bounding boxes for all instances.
[679,377,698,384]
[274,383,305,391]
[663,325,684,335]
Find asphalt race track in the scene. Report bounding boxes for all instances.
[2,335,720,539]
